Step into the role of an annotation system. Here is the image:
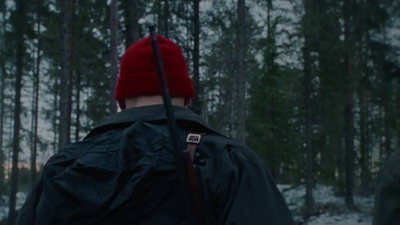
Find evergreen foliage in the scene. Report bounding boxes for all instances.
[0,0,399,222]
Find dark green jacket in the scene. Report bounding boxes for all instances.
[374,149,400,225]
[18,105,295,225]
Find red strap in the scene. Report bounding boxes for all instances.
[183,133,206,222]
[187,143,197,163]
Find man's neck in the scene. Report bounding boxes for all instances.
[125,95,185,108]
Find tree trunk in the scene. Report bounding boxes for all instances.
[163,0,169,38]
[156,0,162,35]
[68,0,75,139]
[8,0,25,223]
[344,101,355,206]
[265,0,278,180]
[69,1,75,128]
[0,2,7,195]
[75,70,81,142]
[123,0,140,49]
[59,0,72,150]
[359,86,368,195]
[303,0,314,214]
[365,92,371,185]
[359,29,370,195]
[53,79,58,155]
[0,58,4,197]
[191,0,201,115]
[270,113,277,179]
[0,79,4,195]
[30,5,42,189]
[384,102,391,157]
[343,0,355,206]
[70,0,80,142]
[235,0,246,144]
[110,0,119,115]
[336,135,345,193]
[379,106,384,162]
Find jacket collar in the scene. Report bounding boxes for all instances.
[85,105,218,139]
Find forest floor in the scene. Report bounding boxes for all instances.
[0,185,374,224]
[0,192,26,222]
[278,184,374,225]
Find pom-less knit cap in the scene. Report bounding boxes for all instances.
[115,35,195,110]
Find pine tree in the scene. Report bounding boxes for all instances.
[110,0,119,115]
[343,0,355,206]
[30,0,42,189]
[314,0,343,185]
[235,0,246,144]
[191,0,201,115]
[123,0,140,49]
[59,0,72,150]
[302,0,315,214]
[8,0,26,222]
[0,0,7,195]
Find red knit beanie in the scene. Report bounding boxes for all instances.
[115,35,195,110]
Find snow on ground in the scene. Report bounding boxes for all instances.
[0,185,374,224]
[277,184,374,225]
[0,192,27,221]
[307,213,371,225]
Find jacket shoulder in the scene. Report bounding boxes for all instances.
[199,133,263,167]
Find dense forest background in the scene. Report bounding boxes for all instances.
[0,0,399,224]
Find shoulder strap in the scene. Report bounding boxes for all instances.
[185,133,202,163]
[183,132,211,225]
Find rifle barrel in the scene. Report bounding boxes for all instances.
[149,26,195,223]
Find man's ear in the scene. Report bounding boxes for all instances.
[117,99,126,110]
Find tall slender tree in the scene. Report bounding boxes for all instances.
[70,0,81,141]
[67,0,75,146]
[343,0,355,206]
[302,0,315,214]
[0,0,7,195]
[123,0,140,49]
[265,0,277,179]
[314,0,343,185]
[75,70,81,141]
[30,0,42,189]
[357,1,372,195]
[359,80,368,194]
[53,80,59,155]
[191,0,201,115]
[110,0,119,115]
[162,0,170,38]
[59,0,72,149]
[8,0,25,223]
[235,0,246,143]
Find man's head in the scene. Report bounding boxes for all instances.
[115,35,195,109]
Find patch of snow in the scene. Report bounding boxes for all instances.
[0,192,27,221]
[0,206,8,222]
[307,212,371,225]
[277,184,374,225]
[16,192,27,209]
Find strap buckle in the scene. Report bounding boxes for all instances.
[186,133,201,144]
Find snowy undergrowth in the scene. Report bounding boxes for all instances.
[0,192,26,221]
[277,184,374,225]
[0,186,374,224]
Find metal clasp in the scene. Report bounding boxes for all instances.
[186,133,201,144]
